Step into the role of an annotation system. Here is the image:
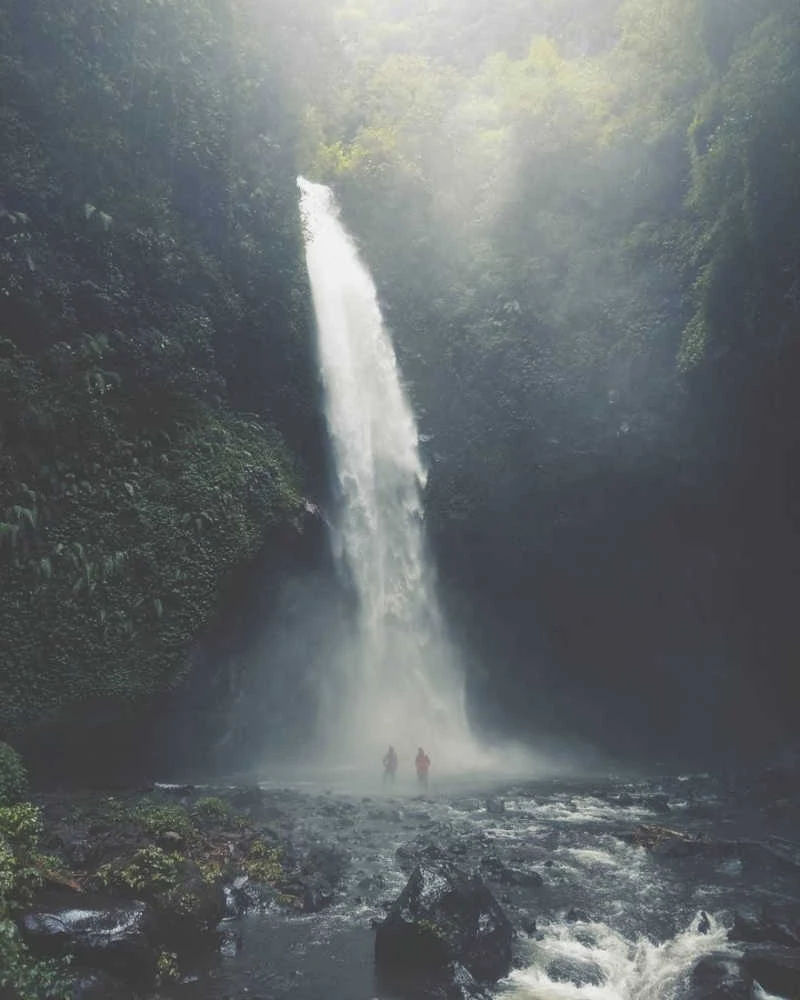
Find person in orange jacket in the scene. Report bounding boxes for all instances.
[415,747,431,790]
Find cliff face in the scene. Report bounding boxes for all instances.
[0,0,329,767]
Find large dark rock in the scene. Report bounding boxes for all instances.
[741,944,800,998]
[279,842,350,913]
[374,863,513,984]
[547,956,604,987]
[690,954,751,1000]
[19,893,157,983]
[479,855,542,888]
[69,969,137,1000]
[730,906,800,947]
[152,859,226,947]
[280,871,335,913]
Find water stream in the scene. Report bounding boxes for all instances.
[177,770,797,1000]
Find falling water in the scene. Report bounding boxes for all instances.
[298,177,476,772]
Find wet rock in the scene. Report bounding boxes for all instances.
[485,798,506,816]
[282,872,335,913]
[218,925,243,957]
[741,944,800,998]
[518,915,537,936]
[229,786,265,811]
[226,876,278,916]
[69,969,137,999]
[158,830,185,850]
[697,911,711,935]
[690,954,751,1000]
[279,842,349,913]
[453,798,483,813]
[396,838,447,872]
[621,825,732,859]
[547,956,605,986]
[57,833,101,869]
[479,855,508,882]
[19,893,157,982]
[357,873,388,894]
[479,856,542,888]
[374,862,513,983]
[729,906,800,947]
[645,794,670,814]
[566,907,589,923]
[152,860,226,947]
[443,961,491,999]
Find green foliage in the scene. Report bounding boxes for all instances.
[156,949,180,985]
[299,0,800,565]
[0,0,322,737]
[243,839,283,884]
[0,803,47,903]
[192,796,233,827]
[0,803,71,1000]
[96,845,184,896]
[130,802,196,844]
[0,744,28,805]
[0,919,70,1000]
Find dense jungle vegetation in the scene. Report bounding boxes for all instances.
[308,0,800,756]
[1,0,799,768]
[0,0,327,745]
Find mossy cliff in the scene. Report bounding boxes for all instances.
[0,0,328,749]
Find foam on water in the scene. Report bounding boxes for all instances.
[504,913,732,1000]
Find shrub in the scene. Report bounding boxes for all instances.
[192,796,232,826]
[131,801,195,843]
[0,743,28,805]
[0,918,71,1000]
[0,803,46,902]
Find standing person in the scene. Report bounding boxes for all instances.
[382,745,398,787]
[415,747,431,791]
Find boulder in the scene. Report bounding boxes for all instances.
[19,893,157,982]
[444,961,491,999]
[479,855,542,888]
[374,863,512,984]
[225,875,278,916]
[729,906,800,947]
[280,872,335,913]
[396,838,447,873]
[151,860,225,948]
[741,944,800,998]
[546,956,604,987]
[69,969,137,999]
[690,954,751,1000]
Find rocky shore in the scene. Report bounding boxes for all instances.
[1,766,799,999]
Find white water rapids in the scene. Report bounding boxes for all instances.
[298,177,478,772]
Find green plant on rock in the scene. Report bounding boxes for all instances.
[0,804,71,1000]
[155,949,180,985]
[96,845,183,896]
[0,803,49,903]
[0,919,71,1000]
[192,796,233,826]
[244,839,283,884]
[0,743,28,805]
[131,801,196,844]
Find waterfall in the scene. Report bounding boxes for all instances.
[298,178,475,772]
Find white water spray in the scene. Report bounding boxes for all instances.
[298,177,478,773]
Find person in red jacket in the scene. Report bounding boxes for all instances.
[415,747,431,790]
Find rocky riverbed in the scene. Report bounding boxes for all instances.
[9,766,800,1000]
